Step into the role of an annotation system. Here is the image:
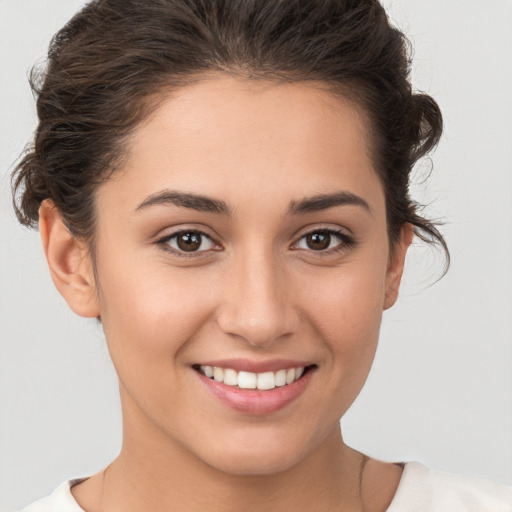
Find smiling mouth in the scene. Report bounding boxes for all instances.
[193,364,315,391]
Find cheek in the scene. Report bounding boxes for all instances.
[96,253,216,363]
[303,262,386,335]
[299,257,388,377]
[95,259,220,416]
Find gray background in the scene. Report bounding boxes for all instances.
[1,1,511,510]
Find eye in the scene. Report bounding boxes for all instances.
[295,229,352,252]
[160,230,217,254]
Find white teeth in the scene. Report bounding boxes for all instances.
[238,371,257,389]
[199,365,308,390]
[275,369,287,387]
[257,371,275,390]
[286,368,296,385]
[213,367,224,382]
[223,368,238,386]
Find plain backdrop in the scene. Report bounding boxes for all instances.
[1,1,511,510]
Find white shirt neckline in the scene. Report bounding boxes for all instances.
[22,461,512,512]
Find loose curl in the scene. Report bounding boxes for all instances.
[12,0,448,268]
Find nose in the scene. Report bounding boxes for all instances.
[215,248,300,347]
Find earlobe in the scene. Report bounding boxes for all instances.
[39,199,100,318]
[384,223,414,310]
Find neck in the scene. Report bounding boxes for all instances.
[100,412,364,512]
[80,379,371,512]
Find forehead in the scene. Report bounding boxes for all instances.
[132,76,371,162]
[101,76,383,215]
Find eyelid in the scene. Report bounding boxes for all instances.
[155,228,222,257]
[290,226,356,252]
[153,224,355,258]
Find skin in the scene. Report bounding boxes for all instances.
[40,76,411,511]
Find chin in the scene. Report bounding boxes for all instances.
[207,450,305,477]
[192,430,315,477]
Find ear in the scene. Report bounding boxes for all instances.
[39,199,100,318]
[384,223,414,310]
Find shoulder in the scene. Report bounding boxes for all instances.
[21,479,86,512]
[387,461,512,512]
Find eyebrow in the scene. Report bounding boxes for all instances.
[136,189,371,216]
[288,191,372,216]
[136,190,230,214]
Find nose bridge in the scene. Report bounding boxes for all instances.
[217,242,297,346]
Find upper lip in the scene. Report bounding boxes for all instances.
[193,358,315,373]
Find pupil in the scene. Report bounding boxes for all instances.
[177,232,201,251]
[307,232,330,250]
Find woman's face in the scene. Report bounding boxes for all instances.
[85,76,409,475]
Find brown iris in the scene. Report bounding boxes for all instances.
[176,232,202,252]
[305,232,331,250]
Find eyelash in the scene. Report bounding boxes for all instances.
[292,228,356,256]
[155,229,219,258]
[155,228,355,258]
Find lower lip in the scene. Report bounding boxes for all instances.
[195,368,314,415]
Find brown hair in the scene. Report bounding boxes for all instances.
[11,0,448,264]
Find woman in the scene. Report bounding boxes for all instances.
[11,0,511,510]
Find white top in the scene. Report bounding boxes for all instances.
[21,462,512,512]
